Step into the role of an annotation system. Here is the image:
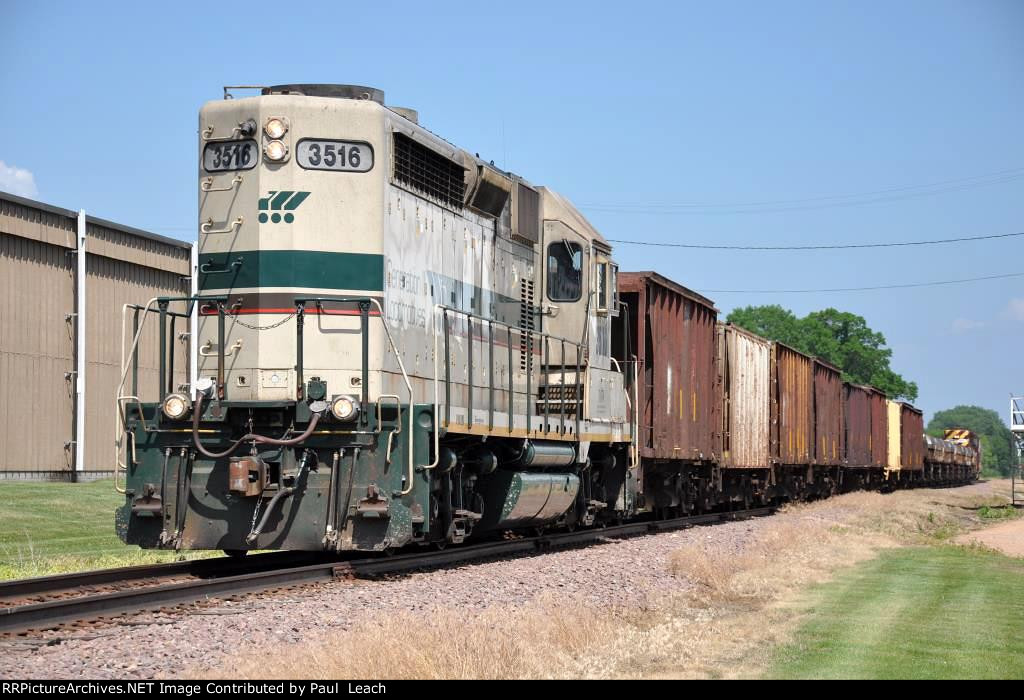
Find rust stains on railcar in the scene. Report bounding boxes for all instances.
[619,272,720,462]
[772,342,814,465]
[844,383,874,467]
[900,403,925,471]
[813,359,844,466]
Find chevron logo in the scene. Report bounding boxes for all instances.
[258,191,310,224]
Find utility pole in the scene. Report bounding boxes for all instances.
[1011,396,1024,507]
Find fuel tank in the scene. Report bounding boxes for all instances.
[478,471,580,530]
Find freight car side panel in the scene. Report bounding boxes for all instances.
[869,388,888,467]
[886,400,902,471]
[813,360,844,466]
[718,323,771,468]
[773,343,813,465]
[620,272,719,462]
[900,404,924,470]
[844,384,872,467]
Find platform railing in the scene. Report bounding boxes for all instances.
[115,295,417,498]
[115,296,212,493]
[294,297,416,496]
[430,305,586,441]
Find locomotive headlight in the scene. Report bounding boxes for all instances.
[264,139,288,162]
[161,392,192,421]
[264,117,287,139]
[330,395,360,422]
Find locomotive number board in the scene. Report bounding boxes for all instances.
[297,139,374,172]
[202,140,259,172]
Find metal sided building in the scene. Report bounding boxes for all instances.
[0,190,191,480]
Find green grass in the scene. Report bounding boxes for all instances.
[978,505,1021,521]
[0,478,211,580]
[769,546,1024,679]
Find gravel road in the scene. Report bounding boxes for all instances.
[0,480,1003,680]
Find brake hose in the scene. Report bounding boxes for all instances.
[191,393,322,459]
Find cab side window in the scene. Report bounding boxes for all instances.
[547,241,583,302]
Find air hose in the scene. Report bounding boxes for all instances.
[245,450,314,545]
[191,392,322,459]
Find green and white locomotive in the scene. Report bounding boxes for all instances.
[116,84,634,554]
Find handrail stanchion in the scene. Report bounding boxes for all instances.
[295,301,305,401]
[443,309,451,428]
[488,320,494,432]
[543,335,550,433]
[507,326,513,433]
[358,300,370,424]
[168,316,176,394]
[467,314,474,430]
[158,300,168,402]
[525,328,532,434]
[216,301,226,399]
[131,307,140,397]
[576,344,582,438]
[561,339,567,436]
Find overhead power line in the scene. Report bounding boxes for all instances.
[608,230,1024,251]
[700,271,1024,294]
[582,167,1024,215]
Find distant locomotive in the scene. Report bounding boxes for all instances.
[115,84,979,556]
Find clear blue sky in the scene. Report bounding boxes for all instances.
[2,0,1022,423]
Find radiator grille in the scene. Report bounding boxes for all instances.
[393,133,465,208]
[519,279,535,372]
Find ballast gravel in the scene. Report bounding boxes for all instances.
[0,481,1001,680]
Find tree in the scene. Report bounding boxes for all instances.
[927,405,1015,477]
[726,305,804,349]
[726,305,918,401]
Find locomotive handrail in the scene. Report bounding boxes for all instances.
[200,175,243,192]
[115,296,227,494]
[199,338,243,357]
[200,216,243,235]
[428,305,586,448]
[295,297,416,497]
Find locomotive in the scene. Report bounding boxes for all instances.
[115,84,978,555]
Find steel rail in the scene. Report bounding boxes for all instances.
[0,551,318,603]
[0,507,773,635]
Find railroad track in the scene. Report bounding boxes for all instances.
[0,507,774,636]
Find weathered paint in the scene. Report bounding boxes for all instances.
[868,387,888,468]
[620,272,719,462]
[718,323,770,468]
[772,342,813,465]
[900,403,924,470]
[813,360,844,466]
[886,400,902,471]
[844,383,876,467]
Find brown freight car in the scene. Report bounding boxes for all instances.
[772,342,814,465]
[813,359,844,466]
[617,272,719,462]
[897,402,925,471]
[844,383,879,467]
